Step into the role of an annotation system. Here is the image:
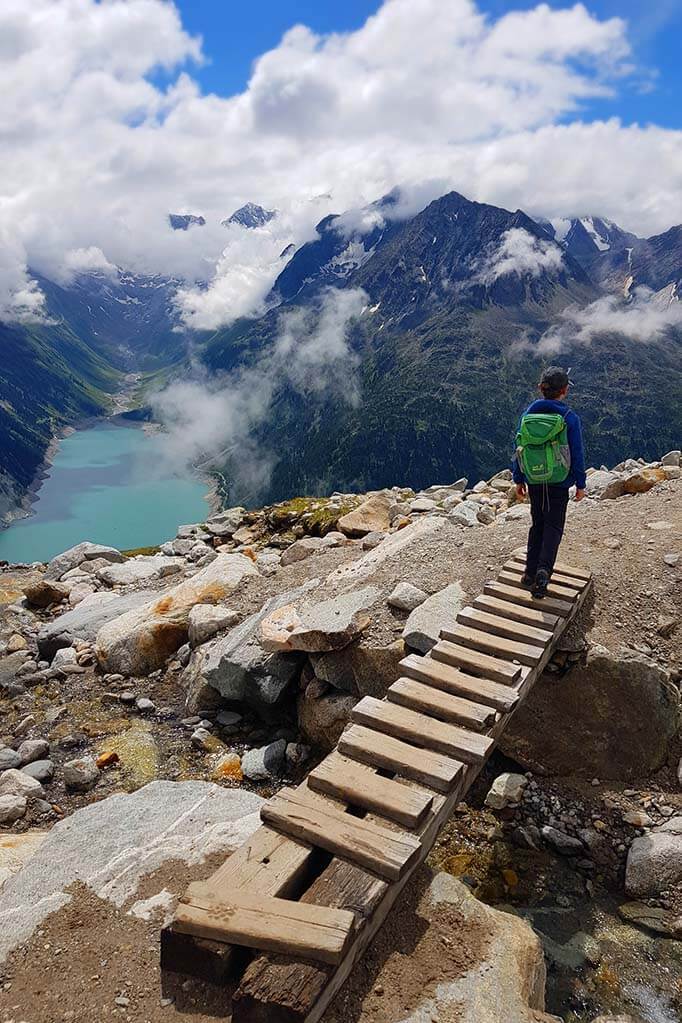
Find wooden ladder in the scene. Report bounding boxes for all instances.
[162,552,592,1021]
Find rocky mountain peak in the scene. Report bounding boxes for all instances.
[225,203,277,229]
[168,213,206,231]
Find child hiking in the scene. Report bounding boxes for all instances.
[512,367,586,599]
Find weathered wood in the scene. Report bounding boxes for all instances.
[388,676,496,731]
[497,570,578,602]
[173,888,355,965]
[455,605,553,648]
[503,562,585,591]
[511,552,591,581]
[399,652,519,712]
[338,724,464,794]
[352,695,493,764]
[483,581,573,617]
[473,592,560,630]
[261,787,421,882]
[440,625,544,667]
[308,750,433,828]
[430,638,522,684]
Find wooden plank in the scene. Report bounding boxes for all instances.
[473,592,560,630]
[388,676,495,731]
[261,787,421,882]
[456,605,553,648]
[511,552,591,581]
[338,724,464,794]
[503,562,584,591]
[173,888,355,966]
[308,750,433,828]
[497,570,578,602]
[351,695,493,764]
[399,653,519,712]
[440,625,543,668]
[430,638,522,685]
[483,581,573,617]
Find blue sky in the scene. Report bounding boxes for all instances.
[179,0,682,129]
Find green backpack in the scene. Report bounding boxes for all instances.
[516,413,571,484]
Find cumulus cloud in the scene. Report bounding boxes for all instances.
[151,287,367,495]
[1,0,681,328]
[478,228,564,283]
[530,286,682,354]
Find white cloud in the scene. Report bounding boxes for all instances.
[151,287,367,493]
[0,0,681,328]
[535,286,682,353]
[478,227,564,283]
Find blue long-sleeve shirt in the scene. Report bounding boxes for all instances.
[512,399,586,490]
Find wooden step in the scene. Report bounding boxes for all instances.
[338,724,464,795]
[503,562,584,591]
[472,592,560,630]
[173,889,354,965]
[483,581,572,617]
[351,696,493,765]
[440,625,543,668]
[430,639,522,685]
[399,653,518,712]
[497,570,578,602]
[261,787,421,883]
[456,606,553,648]
[511,552,591,581]
[388,677,496,731]
[308,751,433,829]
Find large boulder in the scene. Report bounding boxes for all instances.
[0,781,262,966]
[501,645,680,780]
[402,582,467,653]
[328,516,447,587]
[297,685,357,751]
[185,585,315,717]
[97,555,185,586]
[45,542,124,581]
[585,471,625,500]
[325,870,555,1023]
[622,467,666,495]
[625,817,682,898]
[337,493,392,537]
[95,553,258,676]
[287,586,380,652]
[310,637,406,696]
[37,589,158,661]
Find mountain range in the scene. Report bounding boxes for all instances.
[1,191,680,520]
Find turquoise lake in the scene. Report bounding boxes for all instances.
[0,420,210,564]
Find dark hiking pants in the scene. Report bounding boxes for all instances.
[526,485,570,578]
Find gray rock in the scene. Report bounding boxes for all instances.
[0,768,44,799]
[136,697,156,714]
[17,739,50,765]
[45,541,124,581]
[0,794,27,825]
[387,582,428,612]
[205,507,245,537]
[52,646,78,667]
[499,503,531,522]
[188,604,239,647]
[402,582,467,653]
[280,537,327,567]
[337,493,392,537]
[190,727,214,751]
[625,817,682,897]
[0,748,21,771]
[585,470,625,500]
[285,742,310,769]
[37,589,158,661]
[63,756,100,792]
[97,555,185,587]
[68,582,96,606]
[360,531,386,550]
[476,504,496,525]
[298,686,357,751]
[0,781,263,965]
[541,826,583,855]
[485,773,528,810]
[410,497,437,512]
[448,500,481,527]
[187,586,314,719]
[255,551,281,575]
[288,586,380,653]
[216,710,243,729]
[241,739,287,781]
[452,477,468,491]
[21,759,54,783]
[661,449,681,467]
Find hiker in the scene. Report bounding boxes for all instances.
[512,367,586,599]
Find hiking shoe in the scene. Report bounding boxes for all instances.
[531,569,549,599]
[520,573,533,587]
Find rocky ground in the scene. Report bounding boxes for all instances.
[0,449,680,1022]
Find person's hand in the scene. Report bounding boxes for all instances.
[515,483,527,500]
[574,488,586,502]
